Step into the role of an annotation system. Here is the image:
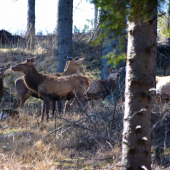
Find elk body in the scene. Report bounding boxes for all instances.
[86,67,123,101]
[0,64,11,103]
[13,57,84,116]
[156,75,170,102]
[12,58,90,122]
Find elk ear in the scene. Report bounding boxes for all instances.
[67,57,72,60]
[64,61,69,71]
[26,58,30,62]
[74,58,85,65]
[106,67,113,73]
[30,57,35,63]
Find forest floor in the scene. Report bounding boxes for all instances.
[0,33,170,169]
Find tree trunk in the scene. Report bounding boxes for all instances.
[94,5,98,31]
[168,0,170,45]
[56,0,73,73]
[27,0,35,49]
[101,36,120,102]
[121,2,157,170]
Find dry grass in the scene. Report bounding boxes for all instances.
[0,34,123,169]
[0,100,124,169]
[1,33,170,169]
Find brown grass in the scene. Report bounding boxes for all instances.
[0,34,123,169]
[1,33,170,169]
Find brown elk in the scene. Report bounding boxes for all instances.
[13,57,85,117]
[12,57,91,122]
[64,67,124,113]
[86,67,124,101]
[0,64,11,103]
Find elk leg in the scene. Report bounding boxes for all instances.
[57,101,61,115]
[13,92,31,109]
[45,96,51,122]
[64,99,74,114]
[41,100,45,122]
[52,100,56,118]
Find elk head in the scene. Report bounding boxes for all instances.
[64,57,85,73]
[106,67,124,81]
[12,58,35,74]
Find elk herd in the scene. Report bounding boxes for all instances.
[1,56,169,122]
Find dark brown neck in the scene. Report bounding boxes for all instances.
[24,65,44,92]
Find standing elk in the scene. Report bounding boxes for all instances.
[13,57,84,117]
[63,67,124,113]
[12,57,91,122]
[86,67,124,101]
[0,64,11,103]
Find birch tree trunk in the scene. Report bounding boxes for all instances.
[121,2,157,169]
[56,0,73,73]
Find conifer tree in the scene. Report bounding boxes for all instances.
[93,0,165,168]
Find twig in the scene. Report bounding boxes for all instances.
[57,116,97,132]
[73,0,83,14]
[44,115,97,138]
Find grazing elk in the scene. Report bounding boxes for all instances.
[12,57,91,122]
[0,64,11,103]
[13,57,84,117]
[156,75,170,102]
[86,67,124,101]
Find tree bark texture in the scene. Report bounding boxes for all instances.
[121,4,157,170]
[56,0,73,73]
[27,0,35,36]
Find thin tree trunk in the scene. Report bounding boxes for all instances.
[94,5,98,31]
[27,0,35,49]
[168,0,170,45]
[56,0,73,73]
[121,2,157,169]
[101,36,120,102]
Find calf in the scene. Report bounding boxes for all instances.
[86,67,124,101]
[12,57,90,122]
[13,57,84,116]
[0,64,11,103]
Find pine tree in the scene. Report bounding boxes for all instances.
[93,0,163,168]
[56,0,73,73]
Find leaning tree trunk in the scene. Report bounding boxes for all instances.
[27,0,35,49]
[56,0,73,73]
[121,2,157,170]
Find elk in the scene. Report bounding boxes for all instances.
[86,67,124,101]
[0,64,11,103]
[12,57,91,122]
[156,75,170,102]
[13,57,84,117]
